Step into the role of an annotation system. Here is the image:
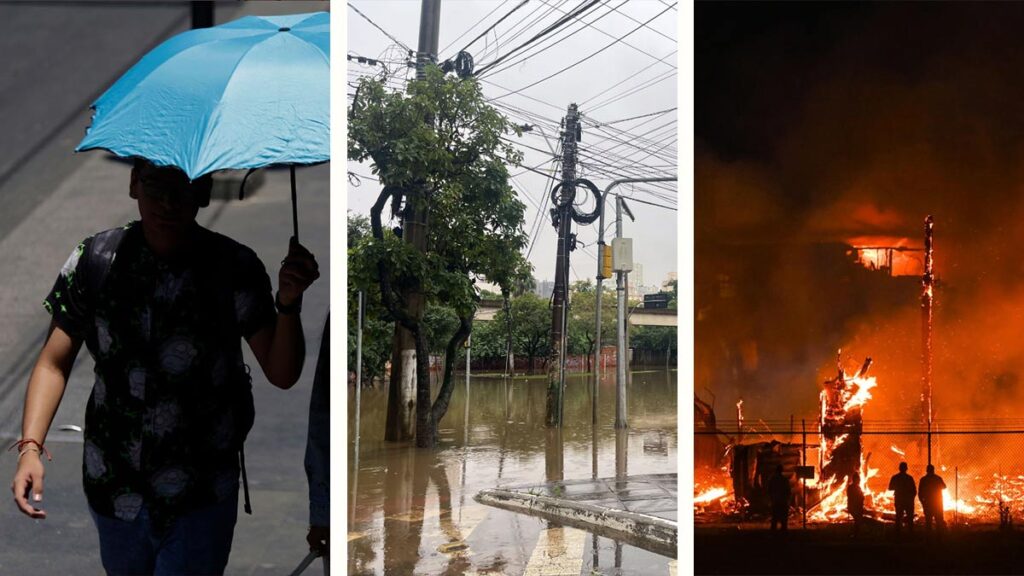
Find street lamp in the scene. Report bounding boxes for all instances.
[593,177,675,429]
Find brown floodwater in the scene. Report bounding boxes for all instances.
[348,369,678,575]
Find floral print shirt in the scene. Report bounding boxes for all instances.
[45,221,275,529]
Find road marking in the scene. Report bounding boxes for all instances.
[437,505,490,556]
[523,526,587,576]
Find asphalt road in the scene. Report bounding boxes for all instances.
[0,2,331,574]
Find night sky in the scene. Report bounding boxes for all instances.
[697,2,1024,231]
[695,2,1024,419]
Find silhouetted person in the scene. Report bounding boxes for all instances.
[919,464,946,531]
[847,474,865,536]
[767,465,791,531]
[11,159,320,575]
[888,462,917,532]
[305,315,329,559]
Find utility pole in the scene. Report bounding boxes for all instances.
[190,1,214,29]
[922,215,934,465]
[593,177,674,426]
[352,296,363,528]
[545,103,579,428]
[384,0,441,441]
[615,195,634,429]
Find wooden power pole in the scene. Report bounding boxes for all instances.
[546,103,579,428]
[384,0,441,441]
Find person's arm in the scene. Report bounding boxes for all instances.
[247,237,319,389]
[11,321,83,519]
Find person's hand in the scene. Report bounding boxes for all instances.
[11,452,46,519]
[306,525,329,557]
[279,237,320,307]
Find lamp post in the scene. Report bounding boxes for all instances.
[593,177,675,427]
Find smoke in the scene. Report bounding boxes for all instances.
[697,3,1024,429]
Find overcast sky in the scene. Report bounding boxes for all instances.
[346,0,678,289]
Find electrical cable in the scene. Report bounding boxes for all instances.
[454,0,532,60]
[438,0,510,57]
[347,3,413,54]
[474,0,605,76]
[577,48,676,107]
[482,0,627,79]
[600,0,677,43]
[476,0,569,63]
[488,2,676,100]
[586,69,677,112]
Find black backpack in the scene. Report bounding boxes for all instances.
[80,224,256,514]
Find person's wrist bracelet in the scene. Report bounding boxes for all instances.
[8,438,52,461]
[276,291,302,315]
[18,447,40,461]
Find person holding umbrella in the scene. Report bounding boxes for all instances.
[10,156,320,574]
[11,11,328,574]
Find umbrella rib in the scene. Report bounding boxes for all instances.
[190,37,272,178]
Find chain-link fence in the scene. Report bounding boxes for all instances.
[695,420,1024,526]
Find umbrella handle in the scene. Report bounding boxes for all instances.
[290,165,299,241]
[288,550,318,576]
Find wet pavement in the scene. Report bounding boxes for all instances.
[348,369,678,575]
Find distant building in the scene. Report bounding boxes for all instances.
[663,271,677,287]
[535,279,555,299]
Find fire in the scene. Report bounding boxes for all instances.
[810,355,878,522]
[842,375,876,411]
[698,352,1024,525]
[695,487,728,504]
[847,235,922,276]
[944,490,976,515]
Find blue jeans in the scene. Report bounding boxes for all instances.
[90,492,238,576]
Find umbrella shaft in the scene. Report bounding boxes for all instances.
[290,165,299,241]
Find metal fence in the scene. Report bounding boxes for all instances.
[695,420,1024,525]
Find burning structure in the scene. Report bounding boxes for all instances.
[694,1,1024,535]
[810,354,876,519]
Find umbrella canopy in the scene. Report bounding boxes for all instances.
[76,11,329,180]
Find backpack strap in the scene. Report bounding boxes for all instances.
[83,225,130,306]
[198,233,256,515]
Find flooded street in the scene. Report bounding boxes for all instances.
[348,369,678,575]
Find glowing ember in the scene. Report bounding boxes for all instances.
[944,491,976,515]
[695,487,729,504]
[891,445,906,457]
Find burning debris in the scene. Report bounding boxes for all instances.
[810,353,877,521]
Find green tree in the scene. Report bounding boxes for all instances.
[631,325,678,365]
[349,66,530,447]
[348,213,393,387]
[466,318,507,364]
[495,293,551,374]
[665,278,678,309]
[567,281,616,372]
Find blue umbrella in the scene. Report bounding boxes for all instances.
[77,11,329,238]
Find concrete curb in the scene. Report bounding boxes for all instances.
[475,487,678,559]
